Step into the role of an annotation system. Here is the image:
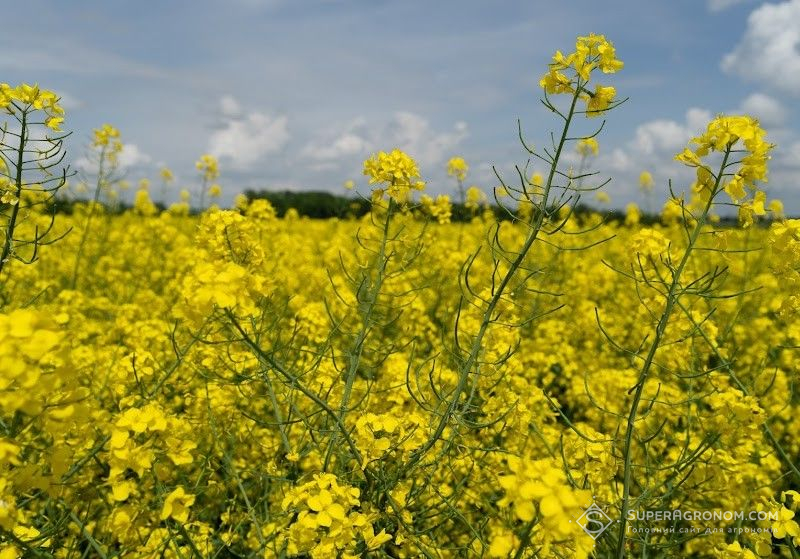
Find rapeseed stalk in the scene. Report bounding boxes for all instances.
[196,154,219,211]
[69,124,123,290]
[404,34,624,481]
[320,150,429,473]
[609,115,775,557]
[0,83,69,289]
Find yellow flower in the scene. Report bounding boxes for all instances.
[420,194,452,224]
[93,124,121,148]
[159,168,174,183]
[363,149,425,204]
[585,85,616,116]
[676,115,773,205]
[0,83,65,130]
[1,191,19,206]
[540,68,573,94]
[577,137,599,156]
[539,34,622,96]
[446,156,469,181]
[196,154,220,181]
[465,186,487,211]
[161,487,195,523]
[639,170,654,191]
[596,191,611,204]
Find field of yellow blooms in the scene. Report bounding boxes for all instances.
[2,35,800,559]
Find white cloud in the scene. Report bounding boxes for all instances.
[708,0,751,11]
[75,143,151,174]
[633,108,711,155]
[208,96,290,170]
[721,0,800,95]
[301,117,373,161]
[777,141,800,169]
[607,148,632,172]
[385,112,468,168]
[117,144,152,169]
[55,91,83,112]
[219,95,243,118]
[738,92,788,127]
[301,112,468,172]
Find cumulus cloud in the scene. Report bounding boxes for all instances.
[301,117,373,162]
[55,91,83,112]
[75,143,151,175]
[632,108,711,155]
[117,144,152,169]
[738,93,788,127]
[302,111,468,173]
[208,96,289,170]
[721,0,800,95]
[581,108,712,203]
[219,95,243,118]
[386,112,468,168]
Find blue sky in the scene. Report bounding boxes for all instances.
[3,0,800,210]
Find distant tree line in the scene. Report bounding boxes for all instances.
[243,189,745,226]
[42,189,746,227]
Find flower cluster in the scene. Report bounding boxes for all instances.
[196,154,220,181]
[539,33,623,116]
[496,457,596,557]
[3,32,799,559]
[465,185,487,211]
[446,156,468,182]
[0,83,65,130]
[420,193,452,224]
[576,137,599,156]
[363,148,425,204]
[352,411,428,468]
[280,474,391,558]
[675,115,773,204]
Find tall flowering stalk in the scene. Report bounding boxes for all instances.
[195,154,219,211]
[323,148,425,469]
[0,83,69,287]
[612,115,775,557]
[70,124,123,289]
[447,156,468,206]
[401,33,624,526]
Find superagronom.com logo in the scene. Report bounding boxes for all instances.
[574,499,615,539]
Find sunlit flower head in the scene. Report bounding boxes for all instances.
[446,157,469,182]
[363,149,425,204]
[577,137,599,156]
[196,154,220,181]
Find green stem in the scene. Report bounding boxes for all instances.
[324,197,394,470]
[403,83,584,476]
[615,149,731,559]
[0,109,27,280]
[70,144,107,290]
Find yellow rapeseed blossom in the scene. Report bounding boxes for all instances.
[196,154,220,181]
[577,137,599,156]
[0,83,65,130]
[161,487,195,523]
[363,148,425,204]
[446,156,469,181]
[639,170,654,191]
